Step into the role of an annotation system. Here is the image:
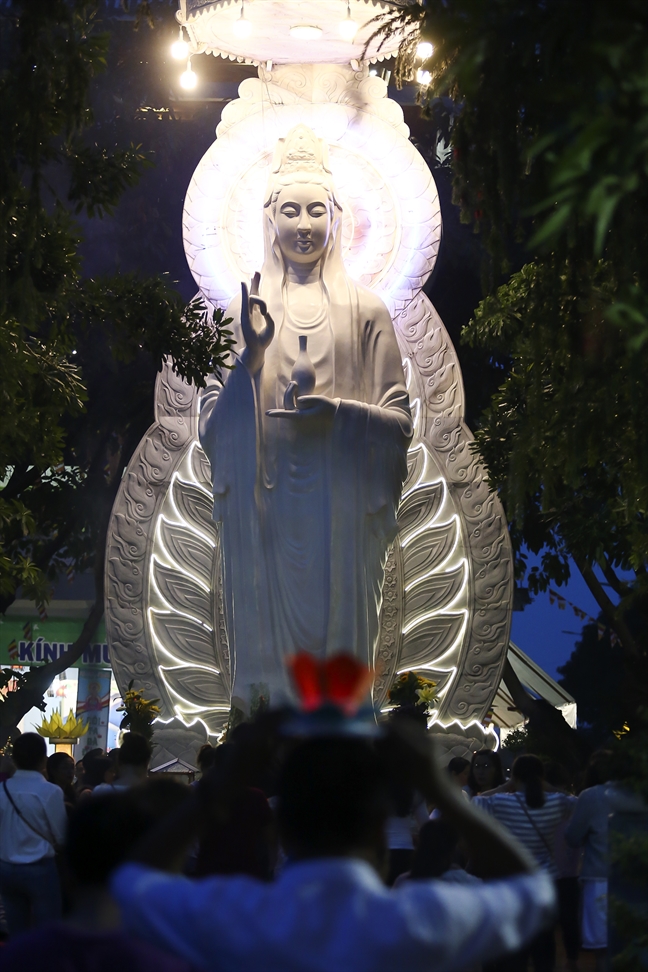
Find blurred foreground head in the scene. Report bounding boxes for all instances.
[66,779,190,887]
[118,731,152,768]
[277,736,389,860]
[12,731,47,771]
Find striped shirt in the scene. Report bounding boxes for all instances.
[473,792,575,875]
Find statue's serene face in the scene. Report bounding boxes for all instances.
[275,184,331,265]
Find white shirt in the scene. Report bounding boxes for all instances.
[112,858,555,972]
[0,770,67,864]
[386,794,430,849]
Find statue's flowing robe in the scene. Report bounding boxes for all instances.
[199,279,412,709]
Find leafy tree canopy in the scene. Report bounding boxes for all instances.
[0,0,232,741]
[374,0,648,687]
[557,623,627,745]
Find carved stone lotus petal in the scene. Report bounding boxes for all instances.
[150,614,218,670]
[397,481,444,541]
[190,444,213,487]
[171,481,215,538]
[400,614,465,670]
[153,560,213,629]
[404,564,466,620]
[160,665,230,709]
[402,444,427,494]
[401,520,457,579]
[158,519,214,588]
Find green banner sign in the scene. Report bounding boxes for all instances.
[0,616,109,668]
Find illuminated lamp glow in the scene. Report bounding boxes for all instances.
[339,11,358,42]
[171,37,189,60]
[180,62,197,90]
[289,25,323,40]
[417,41,434,60]
[416,69,431,86]
[232,10,252,39]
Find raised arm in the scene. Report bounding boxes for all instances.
[387,723,536,879]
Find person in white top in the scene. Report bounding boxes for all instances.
[0,732,67,934]
[110,721,556,972]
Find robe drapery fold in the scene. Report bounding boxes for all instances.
[199,281,411,710]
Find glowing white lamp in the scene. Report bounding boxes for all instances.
[416,69,431,86]
[180,60,198,90]
[232,1,252,39]
[339,3,358,41]
[171,29,189,60]
[417,41,434,60]
[289,24,323,40]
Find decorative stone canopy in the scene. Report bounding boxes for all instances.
[177,0,412,65]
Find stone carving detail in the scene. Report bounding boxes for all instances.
[105,61,511,756]
[394,293,513,726]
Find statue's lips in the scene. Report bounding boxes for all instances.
[295,240,313,251]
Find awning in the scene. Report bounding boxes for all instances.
[491,642,577,735]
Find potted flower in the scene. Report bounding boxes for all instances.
[117,681,161,741]
[387,671,438,727]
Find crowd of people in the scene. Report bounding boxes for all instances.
[0,715,617,971]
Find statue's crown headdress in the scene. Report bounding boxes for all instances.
[270,124,332,180]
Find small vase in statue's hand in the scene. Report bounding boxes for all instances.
[284,334,316,410]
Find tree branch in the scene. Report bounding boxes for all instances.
[1,463,42,502]
[602,558,631,598]
[0,488,112,747]
[573,557,641,661]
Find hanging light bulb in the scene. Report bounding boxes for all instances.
[417,41,434,60]
[180,59,197,90]
[416,68,431,86]
[232,0,252,39]
[171,28,189,60]
[339,2,358,41]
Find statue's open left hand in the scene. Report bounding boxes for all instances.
[267,395,338,421]
[240,273,275,376]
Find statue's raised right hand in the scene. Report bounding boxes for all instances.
[240,273,275,376]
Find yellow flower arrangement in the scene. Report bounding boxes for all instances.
[117,681,161,740]
[37,710,88,740]
[415,685,438,706]
[388,671,438,714]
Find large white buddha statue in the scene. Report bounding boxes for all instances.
[199,124,412,710]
